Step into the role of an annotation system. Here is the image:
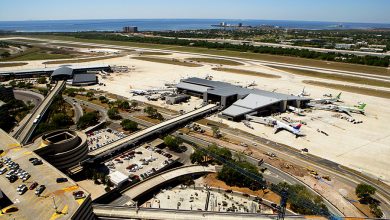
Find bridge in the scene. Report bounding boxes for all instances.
[93,205,308,220]
[121,165,216,201]
[14,80,66,144]
[87,104,218,159]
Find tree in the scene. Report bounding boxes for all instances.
[164,135,182,152]
[212,126,222,138]
[118,101,130,110]
[120,119,138,131]
[144,106,164,120]
[77,111,99,129]
[37,77,47,84]
[190,148,206,164]
[130,100,138,109]
[51,113,73,127]
[86,91,94,98]
[99,96,108,103]
[355,184,376,199]
[1,51,11,58]
[217,161,265,191]
[107,107,121,120]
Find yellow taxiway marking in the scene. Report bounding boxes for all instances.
[76,198,85,205]
[49,205,69,220]
[23,151,32,155]
[63,185,79,192]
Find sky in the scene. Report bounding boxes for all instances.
[0,0,389,23]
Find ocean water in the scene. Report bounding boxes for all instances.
[0,19,389,32]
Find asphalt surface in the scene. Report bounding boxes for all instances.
[11,90,44,137]
[64,96,84,122]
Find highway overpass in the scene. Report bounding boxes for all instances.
[93,205,308,220]
[87,104,218,159]
[121,165,216,201]
[15,80,66,144]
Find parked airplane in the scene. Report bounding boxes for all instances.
[310,102,366,116]
[312,92,342,104]
[130,89,149,96]
[274,120,304,137]
[336,103,366,116]
[246,115,305,137]
[287,106,306,116]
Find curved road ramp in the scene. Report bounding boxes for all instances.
[121,165,217,201]
[93,205,308,220]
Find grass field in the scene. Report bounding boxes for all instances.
[212,67,280,78]
[187,57,243,66]
[139,51,171,55]
[0,47,74,61]
[303,80,390,99]
[0,62,28,67]
[274,66,390,88]
[42,55,122,64]
[132,56,202,67]
[21,35,390,76]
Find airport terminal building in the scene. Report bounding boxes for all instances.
[177,77,310,121]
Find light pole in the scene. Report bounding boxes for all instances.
[51,196,60,214]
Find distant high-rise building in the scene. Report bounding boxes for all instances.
[123,26,138,33]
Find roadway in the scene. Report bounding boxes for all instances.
[14,80,66,144]
[87,104,218,158]
[64,96,84,122]
[179,134,343,217]
[93,205,307,220]
[122,165,216,200]
[11,90,44,137]
[196,124,390,218]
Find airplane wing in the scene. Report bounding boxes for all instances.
[274,126,283,134]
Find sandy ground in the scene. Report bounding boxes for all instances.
[2,51,390,184]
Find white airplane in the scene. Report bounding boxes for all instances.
[310,102,366,116]
[130,89,149,96]
[312,92,342,104]
[273,119,305,137]
[246,115,305,137]
[336,103,366,116]
[287,106,306,116]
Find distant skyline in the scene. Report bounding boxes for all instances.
[0,0,390,24]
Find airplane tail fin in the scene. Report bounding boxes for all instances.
[336,92,342,100]
[293,124,302,130]
[358,103,367,110]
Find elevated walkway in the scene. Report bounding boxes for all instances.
[88,104,218,159]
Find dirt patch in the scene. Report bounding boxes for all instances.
[135,115,161,124]
[0,62,28,67]
[203,173,281,205]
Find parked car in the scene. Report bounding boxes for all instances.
[29,182,38,190]
[35,185,46,196]
[56,178,68,183]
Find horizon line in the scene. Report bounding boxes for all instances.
[0,18,390,25]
